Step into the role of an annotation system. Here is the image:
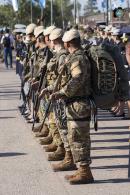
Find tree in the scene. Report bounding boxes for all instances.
[0,0,76,29]
[84,0,98,16]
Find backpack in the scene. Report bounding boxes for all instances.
[3,36,11,48]
[86,45,119,109]
[103,43,129,103]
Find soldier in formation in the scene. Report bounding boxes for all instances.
[17,22,129,185]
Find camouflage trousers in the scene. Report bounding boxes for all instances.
[39,99,62,146]
[48,111,63,147]
[54,100,70,151]
[66,99,91,166]
[38,99,47,122]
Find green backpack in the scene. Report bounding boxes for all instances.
[86,45,118,109]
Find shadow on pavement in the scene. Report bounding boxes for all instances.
[0,116,16,119]
[0,85,20,88]
[0,91,19,94]
[92,138,129,143]
[98,118,126,121]
[92,164,128,170]
[0,152,27,157]
[0,109,18,112]
[94,178,130,184]
[92,145,129,150]
[91,131,130,136]
[98,126,129,130]
[92,154,129,160]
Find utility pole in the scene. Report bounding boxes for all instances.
[61,0,65,29]
[31,0,33,23]
[109,0,113,24]
[74,0,77,25]
[106,0,109,25]
[51,0,53,25]
[128,0,130,23]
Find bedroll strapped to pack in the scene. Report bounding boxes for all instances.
[86,45,118,109]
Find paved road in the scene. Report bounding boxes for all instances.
[0,63,130,195]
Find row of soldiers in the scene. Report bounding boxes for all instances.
[18,23,94,185]
[17,23,129,185]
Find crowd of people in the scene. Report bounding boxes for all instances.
[1,22,130,184]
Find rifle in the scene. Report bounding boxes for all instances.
[32,49,48,130]
[38,60,69,132]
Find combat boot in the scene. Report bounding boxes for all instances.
[44,143,57,152]
[39,134,53,145]
[48,145,65,161]
[32,123,43,133]
[66,165,94,185]
[52,151,77,172]
[35,125,49,137]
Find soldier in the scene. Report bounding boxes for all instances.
[48,28,77,171]
[19,23,36,115]
[49,29,94,184]
[111,28,124,53]
[40,28,76,166]
[33,25,56,133]
[102,26,114,44]
[31,26,53,137]
[39,28,67,161]
[22,23,37,119]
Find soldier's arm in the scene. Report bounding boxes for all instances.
[59,59,86,98]
[46,54,67,92]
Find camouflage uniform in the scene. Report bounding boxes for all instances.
[46,49,67,147]
[59,49,92,165]
[48,48,71,151]
[35,46,53,120]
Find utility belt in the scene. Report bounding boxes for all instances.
[67,116,91,121]
[65,96,98,131]
[65,96,88,105]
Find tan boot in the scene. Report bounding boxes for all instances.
[39,134,53,145]
[44,143,57,152]
[48,145,65,161]
[52,151,77,172]
[65,171,78,181]
[68,165,94,185]
[35,125,49,137]
[32,123,43,133]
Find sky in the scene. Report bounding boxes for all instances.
[0,0,129,13]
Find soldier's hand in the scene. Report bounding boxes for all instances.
[39,88,48,99]
[31,81,39,91]
[28,78,32,83]
[51,92,63,100]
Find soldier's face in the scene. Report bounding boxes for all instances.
[35,38,40,48]
[64,42,68,50]
[50,40,55,49]
[45,35,50,47]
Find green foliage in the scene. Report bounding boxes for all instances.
[0,5,15,28]
[0,0,80,29]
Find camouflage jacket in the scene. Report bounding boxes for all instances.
[59,49,91,99]
[46,48,67,88]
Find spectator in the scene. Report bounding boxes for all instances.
[1,28,14,69]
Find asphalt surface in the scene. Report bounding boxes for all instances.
[0,63,130,195]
